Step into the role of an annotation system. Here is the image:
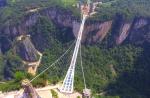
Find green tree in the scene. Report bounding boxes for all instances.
[14,71,25,82]
[0,54,4,80]
[51,89,58,98]
[4,49,23,79]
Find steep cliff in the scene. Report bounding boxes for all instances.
[0,7,148,80]
[15,35,39,62]
[0,7,149,49]
[0,2,150,97]
[126,17,150,45]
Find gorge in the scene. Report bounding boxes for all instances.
[0,0,150,98]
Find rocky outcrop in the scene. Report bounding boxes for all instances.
[15,79,41,98]
[126,17,150,45]
[15,35,43,75]
[80,21,112,44]
[15,35,39,62]
[116,23,131,45]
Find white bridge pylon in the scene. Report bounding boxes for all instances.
[60,15,87,93]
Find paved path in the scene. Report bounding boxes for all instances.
[0,84,82,98]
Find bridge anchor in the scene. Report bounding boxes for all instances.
[83,88,91,98]
[15,79,41,98]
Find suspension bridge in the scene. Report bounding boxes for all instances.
[23,1,91,98]
[1,0,95,98]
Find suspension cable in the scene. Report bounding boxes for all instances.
[30,41,75,83]
[79,44,87,89]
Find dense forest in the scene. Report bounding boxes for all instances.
[91,0,150,21]
[0,0,150,98]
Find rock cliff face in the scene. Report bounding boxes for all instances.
[126,17,150,45]
[15,35,39,62]
[0,7,150,51]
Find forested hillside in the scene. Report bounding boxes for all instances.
[92,0,150,21]
[0,0,150,98]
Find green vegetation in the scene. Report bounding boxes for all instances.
[0,12,147,98]
[14,71,25,82]
[0,55,5,80]
[0,0,149,27]
[80,45,142,93]
[92,0,150,21]
[4,49,23,79]
[0,80,21,92]
[31,17,144,97]
[0,0,79,29]
[31,18,144,97]
[0,0,149,98]
[0,71,48,92]
[95,96,120,98]
[51,89,58,98]
[77,96,81,98]
[0,71,25,92]
[30,16,58,50]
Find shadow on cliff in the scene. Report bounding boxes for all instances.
[0,36,12,54]
[106,43,150,98]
